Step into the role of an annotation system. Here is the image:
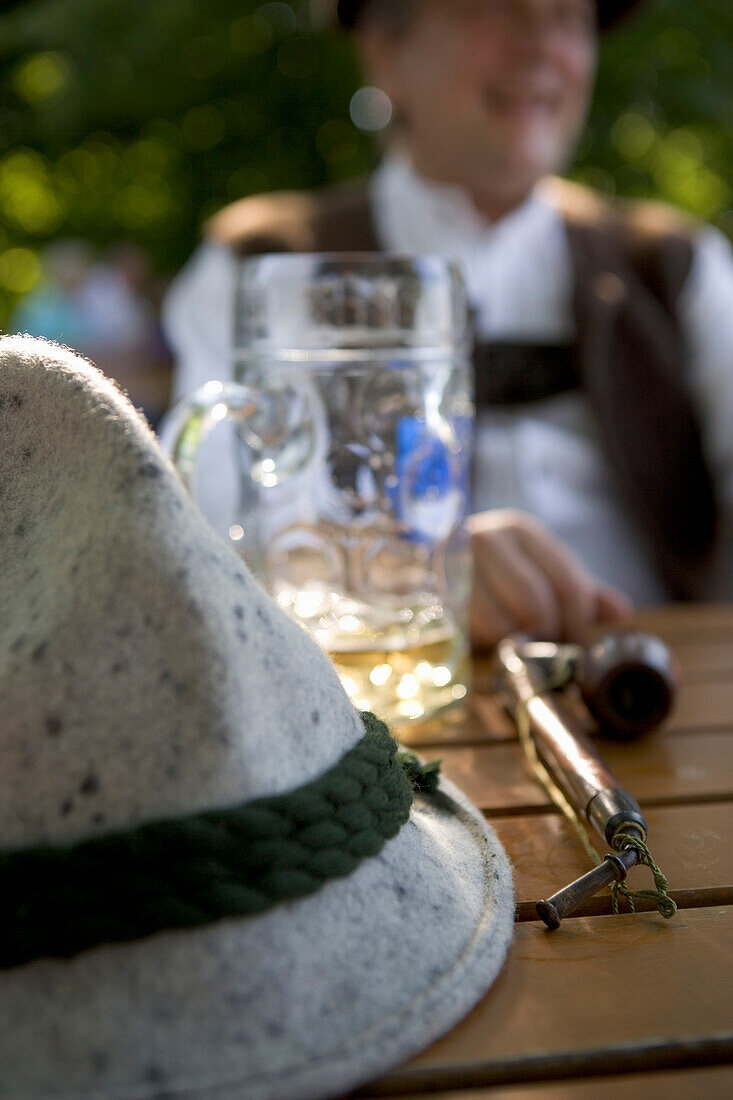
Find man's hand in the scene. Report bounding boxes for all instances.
[468,510,632,648]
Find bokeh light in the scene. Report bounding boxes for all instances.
[13,52,72,105]
[349,86,392,133]
[0,248,42,294]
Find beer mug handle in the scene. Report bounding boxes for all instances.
[159,379,311,496]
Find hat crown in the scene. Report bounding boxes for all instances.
[0,336,363,850]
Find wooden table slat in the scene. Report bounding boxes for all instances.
[661,639,733,681]
[400,697,516,747]
[666,678,733,731]
[403,668,733,748]
[372,1064,733,1099]
[421,732,733,813]
[490,801,733,917]
[369,908,733,1094]
[623,604,733,638]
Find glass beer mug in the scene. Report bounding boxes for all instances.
[162,254,474,723]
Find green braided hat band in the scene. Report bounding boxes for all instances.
[0,713,440,970]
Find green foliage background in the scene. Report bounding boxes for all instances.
[0,0,731,325]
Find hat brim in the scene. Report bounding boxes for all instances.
[0,774,513,1100]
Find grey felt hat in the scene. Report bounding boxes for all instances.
[0,335,514,1100]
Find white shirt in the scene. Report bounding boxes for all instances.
[163,152,733,605]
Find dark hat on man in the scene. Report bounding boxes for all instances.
[337,0,647,31]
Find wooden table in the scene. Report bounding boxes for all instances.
[356,605,733,1099]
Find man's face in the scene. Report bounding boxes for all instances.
[359,0,598,202]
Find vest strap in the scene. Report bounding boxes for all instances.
[474,342,578,407]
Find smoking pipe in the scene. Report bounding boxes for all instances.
[513,630,678,738]
[497,631,678,927]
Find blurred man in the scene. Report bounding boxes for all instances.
[165,0,733,643]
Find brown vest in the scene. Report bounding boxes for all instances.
[208,178,717,600]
